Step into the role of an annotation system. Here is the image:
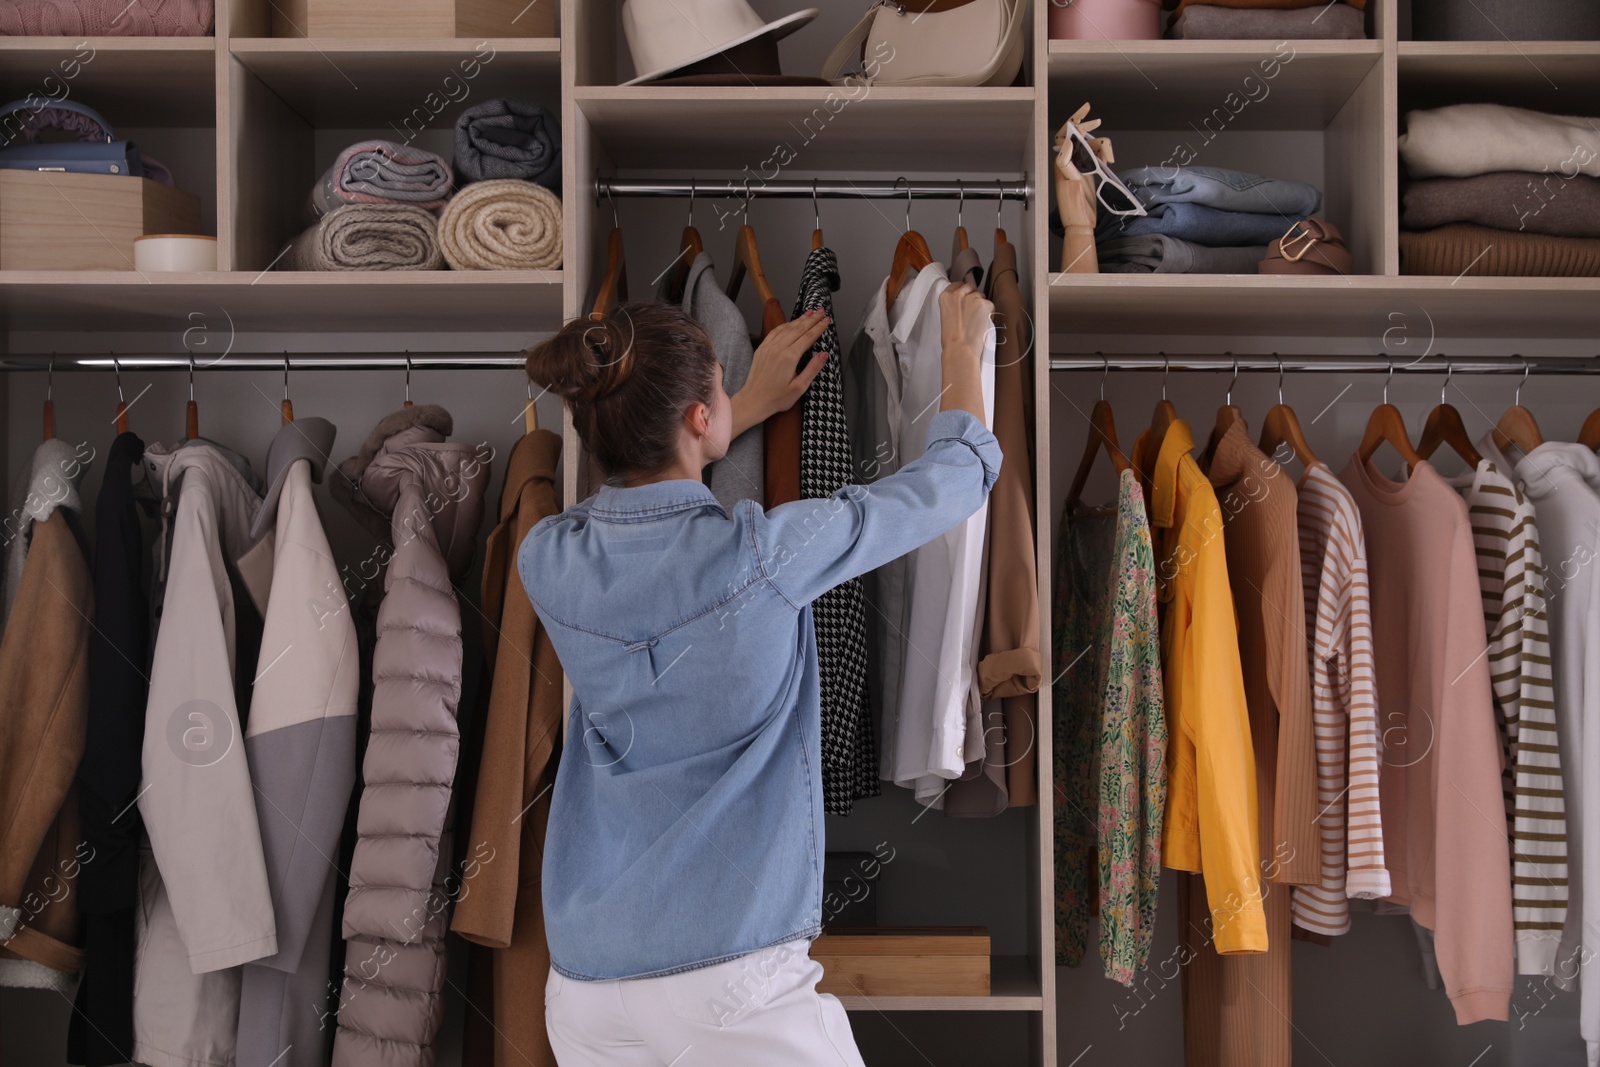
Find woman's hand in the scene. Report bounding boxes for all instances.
[939,281,994,364]
[730,308,832,439]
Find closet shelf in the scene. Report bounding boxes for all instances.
[835,956,1041,1012]
[1047,274,1600,340]
[0,270,563,332]
[1046,39,1380,130]
[1397,42,1600,110]
[573,86,1035,171]
[230,38,561,126]
[0,38,215,125]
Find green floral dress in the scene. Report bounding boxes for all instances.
[1053,468,1167,987]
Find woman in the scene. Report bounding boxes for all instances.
[519,280,1001,1065]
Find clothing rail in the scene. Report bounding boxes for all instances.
[594,176,1032,202]
[1049,354,1600,374]
[0,354,528,371]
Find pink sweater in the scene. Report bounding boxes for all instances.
[1339,454,1513,1025]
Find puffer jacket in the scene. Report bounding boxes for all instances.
[234,418,361,1067]
[135,438,274,1067]
[0,438,93,996]
[329,404,491,1067]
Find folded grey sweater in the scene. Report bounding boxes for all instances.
[1399,104,1600,180]
[1402,171,1600,238]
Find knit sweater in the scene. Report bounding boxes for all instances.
[1400,225,1600,277]
[1399,104,1600,181]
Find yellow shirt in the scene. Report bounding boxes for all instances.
[1140,419,1266,954]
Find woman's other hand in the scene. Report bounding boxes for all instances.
[730,309,832,438]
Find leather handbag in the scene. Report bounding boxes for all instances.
[821,0,1027,87]
[0,99,159,179]
[1259,218,1353,275]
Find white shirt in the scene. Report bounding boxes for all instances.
[876,262,997,806]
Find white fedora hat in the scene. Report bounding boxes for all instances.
[621,0,819,86]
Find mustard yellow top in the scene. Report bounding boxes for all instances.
[1140,419,1266,954]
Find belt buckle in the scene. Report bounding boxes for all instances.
[1279,222,1320,263]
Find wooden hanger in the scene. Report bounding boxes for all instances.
[886,178,932,309]
[42,353,55,441]
[185,354,199,441]
[1202,354,1243,467]
[112,356,128,434]
[1257,356,1319,468]
[523,379,539,434]
[1578,406,1600,450]
[1491,356,1544,456]
[590,187,627,320]
[811,178,824,251]
[1415,359,1481,469]
[725,185,776,307]
[1357,357,1423,470]
[280,355,294,425]
[1064,359,1132,511]
[665,179,703,304]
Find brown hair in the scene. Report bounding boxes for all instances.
[524,301,719,481]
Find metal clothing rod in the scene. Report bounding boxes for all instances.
[1049,354,1600,374]
[595,176,1031,202]
[0,354,528,371]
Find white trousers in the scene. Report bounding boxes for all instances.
[545,938,868,1066]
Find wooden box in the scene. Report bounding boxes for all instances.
[270,0,555,38]
[0,171,202,271]
[809,926,991,997]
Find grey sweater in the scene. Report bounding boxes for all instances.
[663,252,764,509]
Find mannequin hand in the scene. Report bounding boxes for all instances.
[730,308,831,438]
[939,281,994,362]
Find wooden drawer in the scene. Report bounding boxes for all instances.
[810,926,991,997]
[0,171,202,272]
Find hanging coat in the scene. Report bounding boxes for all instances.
[329,404,491,1067]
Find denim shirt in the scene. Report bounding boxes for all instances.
[519,406,1002,980]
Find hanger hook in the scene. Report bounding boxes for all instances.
[606,182,618,230]
[1225,352,1238,406]
[405,352,412,404]
[1441,357,1453,405]
[47,352,54,401]
[1516,354,1531,406]
[1383,353,1394,405]
[188,352,195,402]
[813,177,821,233]
[956,179,964,230]
[1161,352,1169,401]
[113,354,124,403]
[1100,353,1108,402]
[895,176,912,233]
[687,178,695,227]
[995,177,1004,233]
[1275,353,1284,406]
[283,353,291,401]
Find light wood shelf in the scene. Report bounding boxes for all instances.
[0,38,216,125]
[836,956,1043,1012]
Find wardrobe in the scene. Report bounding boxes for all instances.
[2,0,1599,1064]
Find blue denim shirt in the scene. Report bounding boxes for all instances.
[519,406,1001,980]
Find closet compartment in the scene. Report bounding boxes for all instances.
[225,0,556,38]
[225,39,563,275]
[0,38,219,267]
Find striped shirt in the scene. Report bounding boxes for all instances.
[1290,463,1390,937]
[1449,453,1566,975]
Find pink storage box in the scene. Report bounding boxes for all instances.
[1049,0,1162,40]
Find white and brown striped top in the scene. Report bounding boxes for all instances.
[1449,453,1566,975]
[1290,462,1390,937]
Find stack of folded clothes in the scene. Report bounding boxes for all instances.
[1398,103,1600,277]
[1095,165,1322,274]
[1164,0,1366,39]
[440,98,564,271]
[282,140,454,271]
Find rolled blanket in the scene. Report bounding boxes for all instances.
[1399,223,1600,277]
[1098,201,1309,247]
[1402,172,1600,238]
[306,140,453,222]
[453,99,561,189]
[1098,234,1265,273]
[0,0,212,35]
[1399,104,1600,180]
[1116,165,1322,216]
[437,180,562,271]
[1168,3,1365,37]
[279,204,443,271]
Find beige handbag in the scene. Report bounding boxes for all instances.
[820,0,1028,87]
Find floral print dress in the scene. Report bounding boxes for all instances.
[1053,468,1167,986]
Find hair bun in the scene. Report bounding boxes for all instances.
[524,310,636,404]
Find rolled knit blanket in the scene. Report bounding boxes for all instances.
[1402,172,1600,238]
[306,140,453,222]
[1399,104,1600,180]
[280,204,443,271]
[0,0,211,34]
[1168,3,1365,38]
[437,180,561,271]
[1399,224,1600,277]
[453,99,561,189]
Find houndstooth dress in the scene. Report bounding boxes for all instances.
[792,247,879,814]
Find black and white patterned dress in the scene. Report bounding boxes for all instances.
[791,246,878,814]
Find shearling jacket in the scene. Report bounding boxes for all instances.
[135,438,275,1067]
[235,418,360,1067]
[450,428,563,1067]
[330,404,491,1067]
[0,438,94,995]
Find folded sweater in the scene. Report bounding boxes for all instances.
[1099,234,1265,274]
[1399,104,1600,180]
[1399,223,1600,277]
[1168,2,1365,37]
[1402,172,1600,238]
